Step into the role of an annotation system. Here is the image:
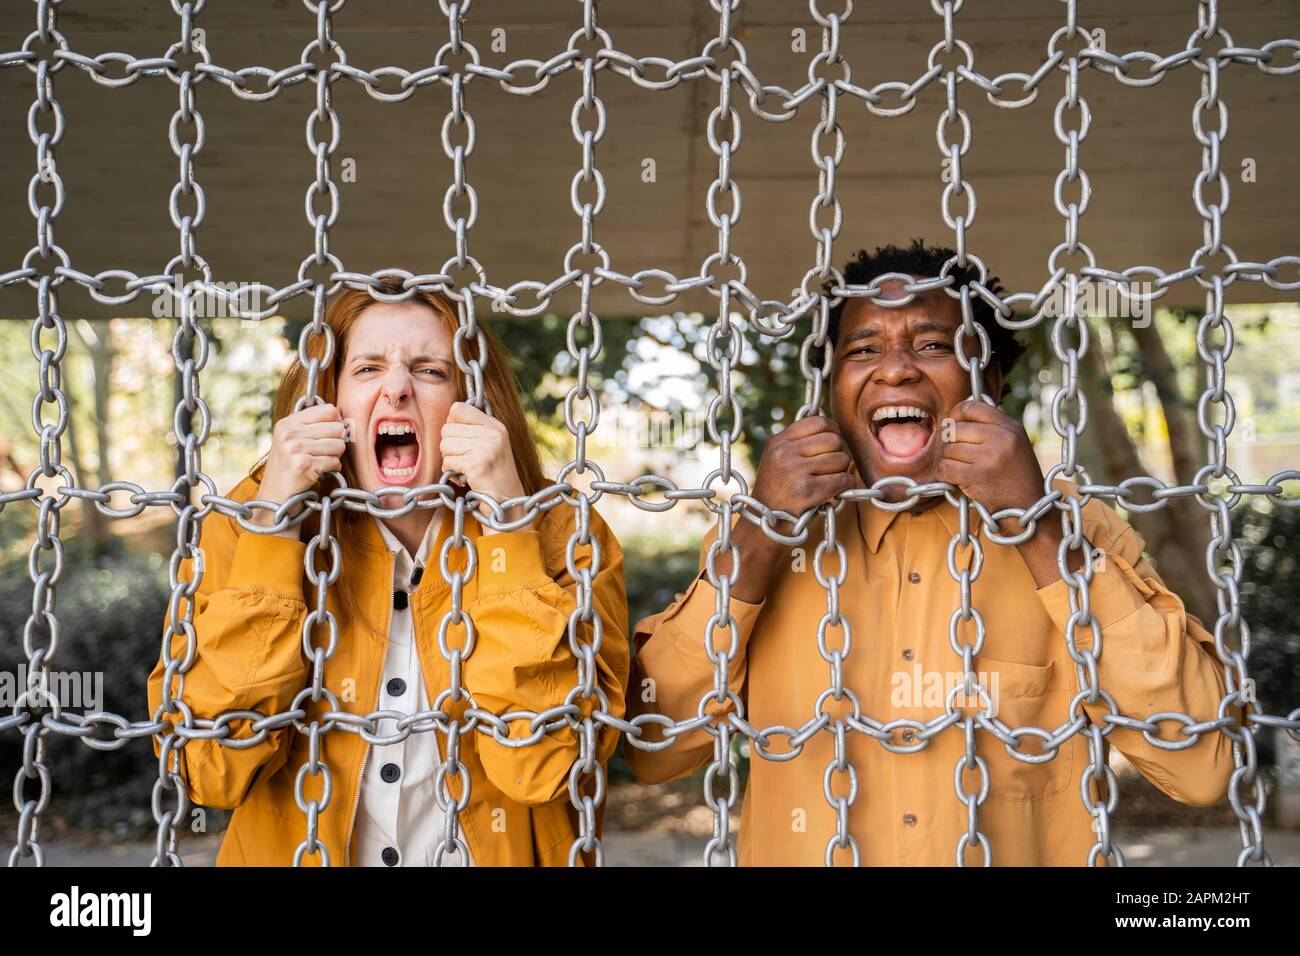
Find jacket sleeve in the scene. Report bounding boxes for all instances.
[146,500,311,810]
[625,516,767,785]
[461,508,630,807]
[1034,501,1240,807]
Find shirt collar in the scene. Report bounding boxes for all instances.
[853,492,963,554]
[856,474,1098,555]
[372,509,447,567]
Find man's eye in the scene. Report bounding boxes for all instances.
[920,341,951,350]
[847,346,876,356]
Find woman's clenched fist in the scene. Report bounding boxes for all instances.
[253,402,348,533]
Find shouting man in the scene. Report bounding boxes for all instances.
[628,239,1236,866]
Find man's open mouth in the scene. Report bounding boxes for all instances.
[374,419,421,484]
[869,404,934,463]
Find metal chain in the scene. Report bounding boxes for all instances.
[1,0,1297,869]
[149,0,213,869]
[1187,0,1271,868]
[561,0,611,868]
[1043,1,1126,869]
[928,0,995,867]
[7,0,66,868]
[697,0,745,867]
[286,0,346,868]
[806,0,859,868]
[429,0,478,868]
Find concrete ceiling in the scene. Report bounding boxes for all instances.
[2,0,1298,323]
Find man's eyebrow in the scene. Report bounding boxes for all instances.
[838,326,880,347]
[911,320,956,337]
[837,319,959,350]
[349,352,452,364]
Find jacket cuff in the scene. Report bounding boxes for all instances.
[226,530,308,599]
[1036,551,1148,651]
[474,530,552,593]
[663,570,766,660]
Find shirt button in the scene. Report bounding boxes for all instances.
[380,762,401,783]
[381,846,399,866]
[393,590,409,610]
[386,677,406,697]
[902,648,914,662]
[908,571,921,584]
[410,566,424,587]
[903,813,917,827]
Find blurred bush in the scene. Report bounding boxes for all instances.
[606,533,702,784]
[622,533,702,635]
[1235,498,1300,767]
[0,512,169,837]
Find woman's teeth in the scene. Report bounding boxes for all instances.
[375,419,420,480]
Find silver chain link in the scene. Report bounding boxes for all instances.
[8,0,69,869]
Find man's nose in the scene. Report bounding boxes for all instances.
[871,346,921,386]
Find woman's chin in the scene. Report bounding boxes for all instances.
[365,474,408,500]
[359,464,441,500]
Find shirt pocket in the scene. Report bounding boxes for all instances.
[973,655,1073,802]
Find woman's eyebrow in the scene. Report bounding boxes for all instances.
[349,352,452,365]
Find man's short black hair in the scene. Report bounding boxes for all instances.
[826,238,1025,384]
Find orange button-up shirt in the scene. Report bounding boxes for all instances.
[628,479,1238,866]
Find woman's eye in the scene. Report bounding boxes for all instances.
[353,365,446,376]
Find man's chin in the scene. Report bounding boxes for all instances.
[863,455,937,499]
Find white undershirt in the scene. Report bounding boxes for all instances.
[350,515,473,867]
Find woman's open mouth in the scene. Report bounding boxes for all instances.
[869,404,935,466]
[373,418,421,485]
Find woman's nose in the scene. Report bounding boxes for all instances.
[380,370,411,406]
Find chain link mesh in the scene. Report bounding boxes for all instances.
[2,0,1298,867]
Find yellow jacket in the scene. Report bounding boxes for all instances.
[147,474,629,866]
[628,479,1238,865]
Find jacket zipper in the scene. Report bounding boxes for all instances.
[402,546,469,865]
[408,580,468,866]
[403,561,470,868]
[344,548,396,867]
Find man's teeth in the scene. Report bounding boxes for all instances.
[871,405,930,423]
[380,465,416,478]
[378,422,415,436]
